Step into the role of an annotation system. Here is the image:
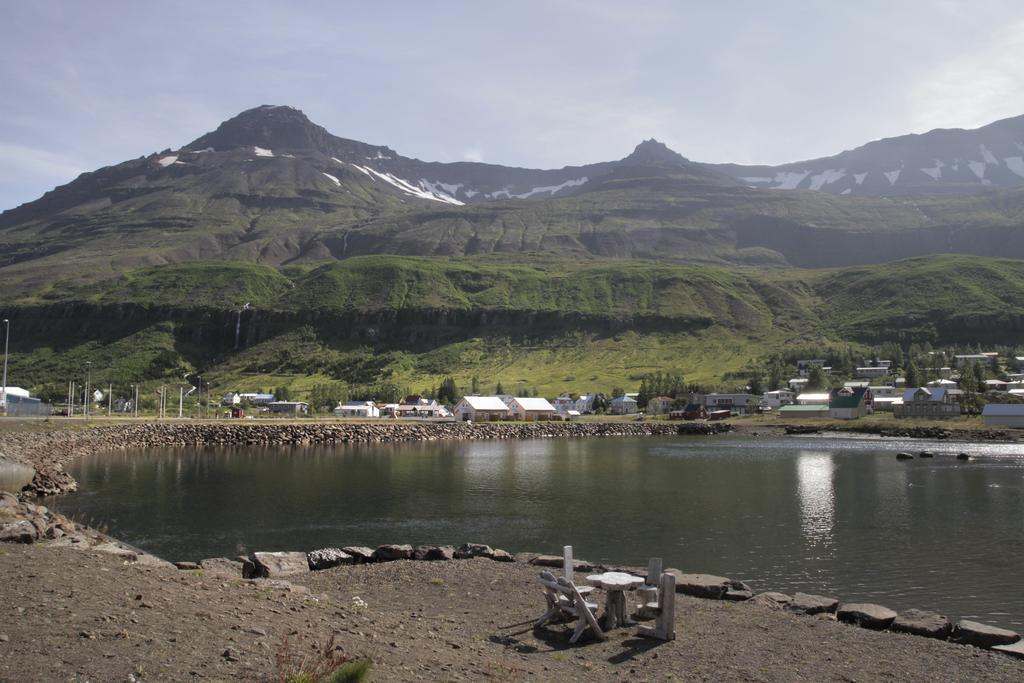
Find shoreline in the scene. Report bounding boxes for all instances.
[3,422,1024,679]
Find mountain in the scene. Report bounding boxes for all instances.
[5,104,1024,298]
[709,114,1024,196]
[2,105,1024,399]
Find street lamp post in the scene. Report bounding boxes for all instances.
[1,319,8,412]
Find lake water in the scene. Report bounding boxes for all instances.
[49,435,1024,627]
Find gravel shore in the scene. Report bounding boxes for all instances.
[1,544,1022,682]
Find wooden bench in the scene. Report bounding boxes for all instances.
[535,571,606,644]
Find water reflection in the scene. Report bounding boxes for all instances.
[0,461,34,493]
[796,451,834,546]
[49,435,1024,628]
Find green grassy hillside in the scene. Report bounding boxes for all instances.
[4,254,1023,405]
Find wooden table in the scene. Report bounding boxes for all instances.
[586,571,645,629]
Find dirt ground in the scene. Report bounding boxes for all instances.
[1,544,1022,682]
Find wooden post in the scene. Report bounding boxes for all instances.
[178,387,183,418]
[563,545,573,581]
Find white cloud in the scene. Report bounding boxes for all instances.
[909,18,1024,131]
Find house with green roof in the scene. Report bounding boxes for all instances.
[829,386,871,420]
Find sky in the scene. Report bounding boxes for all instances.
[2,0,1023,210]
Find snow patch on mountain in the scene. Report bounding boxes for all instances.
[883,169,901,186]
[485,177,589,200]
[920,160,945,180]
[841,188,852,195]
[464,189,479,199]
[979,144,998,164]
[419,180,464,197]
[808,169,845,191]
[157,155,178,167]
[366,151,393,160]
[253,147,274,157]
[349,164,464,205]
[1005,156,1024,178]
[968,160,986,179]
[321,172,341,186]
[853,172,868,185]
[772,171,810,190]
[740,176,772,184]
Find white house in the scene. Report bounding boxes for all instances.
[704,393,760,415]
[982,404,1024,428]
[507,397,557,421]
[334,401,380,418]
[762,389,796,409]
[788,378,809,391]
[551,395,577,414]
[609,395,639,415]
[221,392,241,406]
[575,394,596,413]
[454,396,512,422]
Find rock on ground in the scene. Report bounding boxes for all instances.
[787,593,840,615]
[373,544,414,562]
[247,552,310,578]
[455,543,494,559]
[665,570,731,599]
[837,603,898,630]
[892,609,953,639]
[952,620,1021,649]
[342,546,375,563]
[307,548,353,571]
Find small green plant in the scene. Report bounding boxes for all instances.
[275,634,371,683]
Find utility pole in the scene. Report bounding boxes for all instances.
[178,386,183,419]
[1,319,8,414]
[70,381,75,417]
[84,361,92,420]
[67,380,72,417]
[108,383,112,417]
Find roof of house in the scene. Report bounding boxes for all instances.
[903,387,946,402]
[459,396,510,411]
[830,387,868,409]
[797,392,831,402]
[779,404,829,412]
[982,404,1024,416]
[610,395,637,403]
[512,397,556,411]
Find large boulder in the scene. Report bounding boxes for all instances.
[307,548,353,571]
[92,542,138,561]
[527,554,596,572]
[248,551,311,578]
[373,544,414,562]
[342,546,375,563]
[664,570,731,599]
[837,603,897,630]
[0,520,37,544]
[786,592,839,615]
[414,545,455,561]
[951,620,1021,649]
[455,543,494,559]
[891,609,952,639]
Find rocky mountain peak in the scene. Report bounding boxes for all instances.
[183,105,395,160]
[624,138,691,165]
